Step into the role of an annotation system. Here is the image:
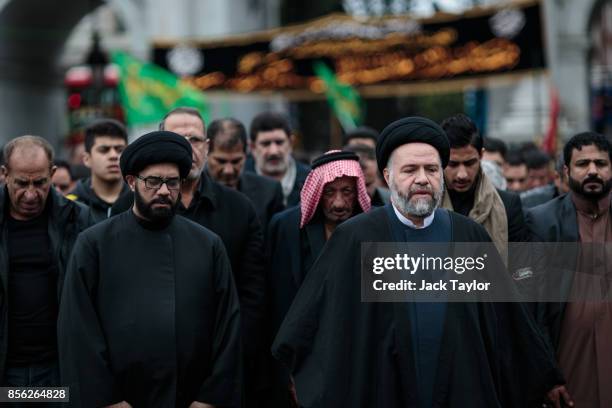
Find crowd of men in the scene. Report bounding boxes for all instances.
[0,107,610,408]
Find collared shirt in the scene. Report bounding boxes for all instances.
[392,203,436,229]
[571,192,612,243]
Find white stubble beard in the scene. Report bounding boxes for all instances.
[389,170,444,218]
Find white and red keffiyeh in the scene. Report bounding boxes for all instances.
[300,150,371,228]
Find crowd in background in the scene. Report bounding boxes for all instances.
[0,109,610,408]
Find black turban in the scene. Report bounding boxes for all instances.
[376,116,450,173]
[311,150,359,169]
[120,131,193,179]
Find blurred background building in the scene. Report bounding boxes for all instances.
[0,0,610,159]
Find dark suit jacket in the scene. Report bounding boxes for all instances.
[524,193,601,351]
[525,193,579,243]
[497,188,531,242]
[244,155,311,207]
[238,171,284,227]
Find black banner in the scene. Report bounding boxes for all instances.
[153,1,545,93]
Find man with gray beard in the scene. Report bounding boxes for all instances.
[271,117,564,408]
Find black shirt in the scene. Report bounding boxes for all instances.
[6,211,58,365]
[448,183,477,217]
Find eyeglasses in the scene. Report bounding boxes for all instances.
[136,175,181,191]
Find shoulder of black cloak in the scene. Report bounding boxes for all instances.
[339,205,391,239]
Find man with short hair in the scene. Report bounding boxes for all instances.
[71,119,131,222]
[504,150,529,192]
[524,149,552,190]
[526,131,612,408]
[0,135,90,395]
[267,150,371,407]
[207,117,284,227]
[59,131,241,408]
[521,153,570,208]
[342,126,379,149]
[440,114,530,257]
[51,160,76,196]
[245,112,310,207]
[482,136,507,167]
[272,117,563,408]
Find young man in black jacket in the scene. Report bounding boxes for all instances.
[71,119,130,222]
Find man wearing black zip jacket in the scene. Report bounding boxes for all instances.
[0,136,91,397]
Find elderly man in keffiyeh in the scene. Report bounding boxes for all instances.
[264,149,371,407]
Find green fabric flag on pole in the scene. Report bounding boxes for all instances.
[112,51,209,127]
[313,61,363,131]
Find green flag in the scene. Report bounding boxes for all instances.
[112,51,209,127]
[313,61,363,131]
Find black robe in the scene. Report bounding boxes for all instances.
[58,211,241,408]
[272,206,562,408]
[265,206,326,407]
[267,206,326,338]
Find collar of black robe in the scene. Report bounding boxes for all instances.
[130,208,174,230]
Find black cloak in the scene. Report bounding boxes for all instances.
[58,211,241,408]
[272,206,562,408]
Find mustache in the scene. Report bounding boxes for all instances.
[265,155,283,162]
[582,175,604,185]
[408,186,434,196]
[150,197,173,205]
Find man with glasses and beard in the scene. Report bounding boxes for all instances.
[113,108,266,407]
[272,117,564,408]
[58,131,241,408]
[526,131,612,408]
[158,107,265,408]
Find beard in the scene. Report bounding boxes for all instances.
[134,186,179,223]
[568,173,612,200]
[389,176,444,218]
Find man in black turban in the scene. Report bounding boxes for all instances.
[272,117,564,407]
[59,130,242,407]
